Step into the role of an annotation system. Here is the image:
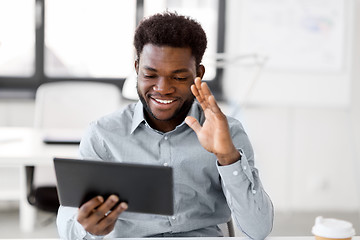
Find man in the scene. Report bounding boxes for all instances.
[57,12,273,239]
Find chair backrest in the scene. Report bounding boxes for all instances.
[34,81,121,129]
[33,81,121,186]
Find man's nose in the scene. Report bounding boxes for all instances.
[152,77,175,94]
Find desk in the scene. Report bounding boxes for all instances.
[0,127,79,166]
[16,237,360,240]
[145,238,358,240]
[0,127,79,232]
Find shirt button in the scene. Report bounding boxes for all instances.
[163,163,168,166]
[252,189,257,194]
[243,166,247,170]
[164,136,168,140]
[233,170,239,176]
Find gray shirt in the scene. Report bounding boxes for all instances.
[56,101,273,240]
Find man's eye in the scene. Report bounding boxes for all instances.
[144,75,156,79]
[174,77,187,81]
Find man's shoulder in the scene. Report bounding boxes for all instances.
[225,114,246,133]
[91,102,136,132]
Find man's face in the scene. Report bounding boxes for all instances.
[136,44,203,130]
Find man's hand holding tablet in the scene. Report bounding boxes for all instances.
[77,195,128,236]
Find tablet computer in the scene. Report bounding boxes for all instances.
[53,157,174,215]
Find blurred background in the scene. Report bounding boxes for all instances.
[0,0,360,238]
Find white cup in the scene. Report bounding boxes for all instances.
[312,216,355,240]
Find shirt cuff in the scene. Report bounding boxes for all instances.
[217,149,254,186]
[84,232,106,240]
[73,218,87,239]
[73,218,105,240]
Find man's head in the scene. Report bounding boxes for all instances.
[133,12,207,132]
[134,11,207,67]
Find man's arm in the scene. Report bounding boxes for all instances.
[217,127,274,240]
[56,124,128,239]
[185,77,274,239]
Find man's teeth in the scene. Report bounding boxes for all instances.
[155,99,174,104]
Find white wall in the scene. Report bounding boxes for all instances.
[224,0,353,108]
[223,0,360,212]
[1,0,360,213]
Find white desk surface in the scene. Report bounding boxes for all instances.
[152,238,359,240]
[13,237,360,240]
[110,238,359,240]
[0,127,79,166]
[0,127,81,232]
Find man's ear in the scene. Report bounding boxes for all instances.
[197,64,205,79]
[134,59,139,75]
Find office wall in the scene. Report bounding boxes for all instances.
[350,0,360,213]
[1,0,360,213]
[223,0,360,212]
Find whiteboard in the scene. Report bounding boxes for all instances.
[238,0,346,72]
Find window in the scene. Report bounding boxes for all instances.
[0,0,225,99]
[44,0,136,78]
[0,0,35,77]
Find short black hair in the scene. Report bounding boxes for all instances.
[134,12,207,66]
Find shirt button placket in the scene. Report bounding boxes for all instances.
[169,215,177,226]
[161,135,171,167]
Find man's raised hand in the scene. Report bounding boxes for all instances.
[185,77,240,165]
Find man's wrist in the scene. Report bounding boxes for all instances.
[84,231,105,240]
[216,150,241,166]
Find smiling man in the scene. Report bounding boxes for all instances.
[57,12,273,240]
[136,45,199,132]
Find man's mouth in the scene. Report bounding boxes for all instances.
[153,98,175,104]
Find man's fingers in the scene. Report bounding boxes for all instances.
[191,84,206,109]
[78,195,128,236]
[192,77,216,111]
[208,95,222,114]
[191,81,208,110]
[185,116,202,134]
[194,77,206,102]
[190,84,200,99]
[94,202,128,234]
[200,81,212,99]
[91,195,121,219]
[78,196,104,222]
[192,79,222,117]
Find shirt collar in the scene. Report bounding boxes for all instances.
[187,100,202,122]
[130,100,202,134]
[130,101,146,134]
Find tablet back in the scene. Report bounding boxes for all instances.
[54,157,173,215]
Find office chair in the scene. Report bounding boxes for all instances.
[219,218,235,237]
[26,165,59,212]
[25,81,121,228]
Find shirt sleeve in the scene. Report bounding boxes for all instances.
[78,121,108,160]
[57,206,107,240]
[56,123,108,240]
[217,119,274,240]
[56,205,87,239]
